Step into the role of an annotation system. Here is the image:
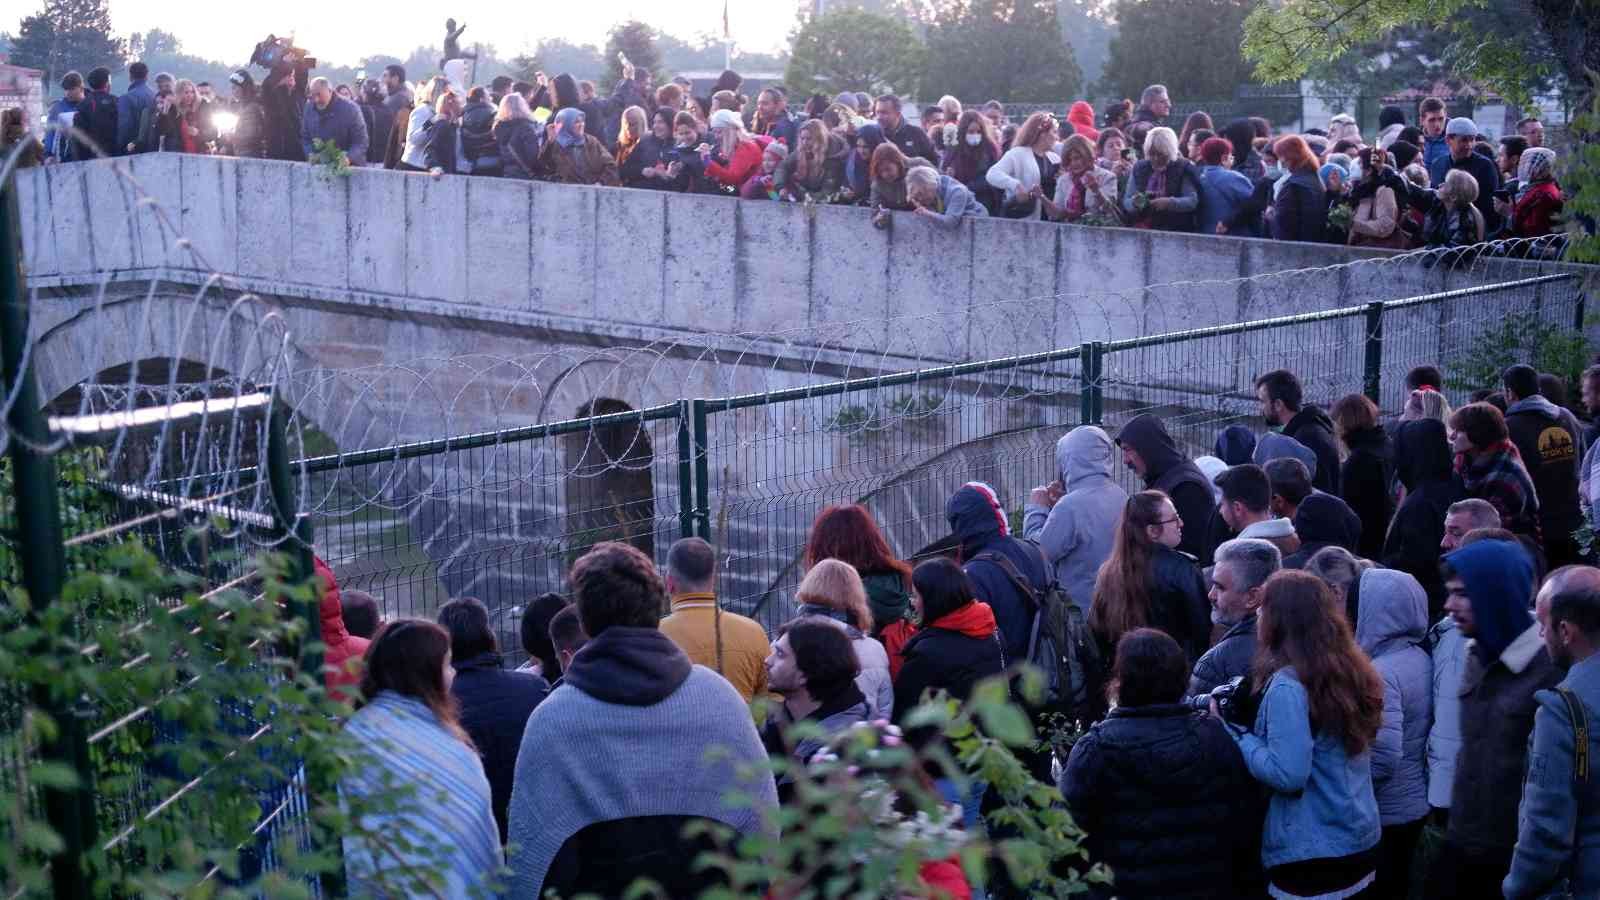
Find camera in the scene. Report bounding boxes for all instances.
[660,148,683,163]
[250,35,316,75]
[1188,675,1246,719]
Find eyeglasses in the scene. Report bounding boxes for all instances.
[1154,517,1181,526]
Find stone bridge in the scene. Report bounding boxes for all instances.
[14,155,1583,642]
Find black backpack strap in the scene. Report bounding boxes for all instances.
[1557,688,1591,784]
[972,550,1040,614]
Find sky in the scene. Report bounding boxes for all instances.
[105,0,794,66]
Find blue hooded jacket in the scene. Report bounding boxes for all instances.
[1215,425,1258,467]
[947,482,1050,663]
[1443,538,1534,661]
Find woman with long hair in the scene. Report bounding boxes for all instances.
[403,76,450,171]
[868,139,915,215]
[493,93,542,180]
[803,505,917,676]
[986,111,1061,220]
[700,108,763,193]
[171,78,215,154]
[774,118,849,202]
[794,558,894,719]
[1089,491,1210,673]
[342,619,501,896]
[1271,134,1329,242]
[942,109,1002,214]
[1217,570,1384,899]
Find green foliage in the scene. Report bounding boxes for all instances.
[1564,94,1600,265]
[605,21,664,89]
[694,674,1107,898]
[310,138,353,178]
[921,0,1081,103]
[4,0,125,89]
[1442,311,1594,396]
[1097,0,1252,99]
[785,8,927,99]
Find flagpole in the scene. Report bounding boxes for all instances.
[723,0,731,70]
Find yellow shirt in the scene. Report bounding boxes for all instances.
[658,593,771,702]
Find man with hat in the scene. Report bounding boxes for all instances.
[1429,116,1501,233]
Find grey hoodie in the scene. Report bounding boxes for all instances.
[1252,431,1319,481]
[1023,426,1129,612]
[1356,568,1433,825]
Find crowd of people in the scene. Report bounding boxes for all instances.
[300,354,1600,899]
[10,64,1569,251]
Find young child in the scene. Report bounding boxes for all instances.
[740,141,789,200]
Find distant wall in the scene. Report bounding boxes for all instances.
[15,154,1572,366]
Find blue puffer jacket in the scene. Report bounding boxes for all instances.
[1355,568,1432,825]
[1226,667,1381,869]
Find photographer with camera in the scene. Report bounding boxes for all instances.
[1216,570,1384,899]
[250,36,313,162]
[1060,628,1259,899]
[301,76,368,165]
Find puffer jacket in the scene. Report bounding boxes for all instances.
[1023,427,1129,612]
[892,601,1005,721]
[450,651,549,843]
[1115,414,1217,563]
[1189,612,1257,701]
[1426,614,1469,809]
[1382,419,1460,617]
[795,604,894,720]
[314,557,369,702]
[1144,545,1212,666]
[1061,703,1260,898]
[1356,568,1432,825]
[948,483,1050,664]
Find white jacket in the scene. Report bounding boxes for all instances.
[402,102,436,169]
[1426,614,1469,808]
[986,146,1047,218]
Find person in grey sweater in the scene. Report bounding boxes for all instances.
[1356,567,1434,896]
[506,542,778,898]
[1024,425,1128,612]
[906,165,989,229]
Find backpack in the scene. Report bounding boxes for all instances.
[973,548,1101,721]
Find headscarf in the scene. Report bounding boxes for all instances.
[1319,161,1349,191]
[1517,147,1556,185]
[554,107,586,148]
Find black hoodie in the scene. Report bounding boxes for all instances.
[1282,490,1363,569]
[1339,424,1394,560]
[1115,414,1217,562]
[561,626,692,706]
[1381,419,1460,618]
[946,483,1049,663]
[1283,405,1341,495]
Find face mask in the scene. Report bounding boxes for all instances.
[966,133,981,147]
[1264,164,1284,180]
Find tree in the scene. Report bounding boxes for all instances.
[1059,0,1118,93]
[785,8,926,98]
[128,27,179,59]
[514,38,606,83]
[1096,0,1254,100]
[604,21,662,87]
[6,0,124,89]
[920,0,1081,103]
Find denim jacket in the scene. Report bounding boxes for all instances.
[1226,667,1382,868]
[1504,654,1600,899]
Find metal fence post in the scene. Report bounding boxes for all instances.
[1079,342,1105,424]
[690,399,711,539]
[264,398,321,678]
[1363,301,1385,405]
[675,399,696,540]
[1,169,95,899]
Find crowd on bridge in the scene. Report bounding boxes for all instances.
[6,59,1569,253]
[301,354,1600,899]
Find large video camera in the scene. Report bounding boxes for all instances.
[250,35,316,76]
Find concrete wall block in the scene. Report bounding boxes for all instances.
[176,154,238,275]
[16,167,58,278]
[1054,225,1149,347]
[593,188,667,324]
[120,154,182,270]
[47,164,95,275]
[660,193,737,331]
[808,203,890,346]
[883,209,975,361]
[405,174,468,303]
[529,183,600,319]
[290,166,350,290]
[734,200,811,333]
[82,160,141,273]
[235,160,295,282]
[966,217,1060,360]
[347,167,408,296]
[465,178,533,311]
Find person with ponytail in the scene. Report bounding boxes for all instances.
[341,619,501,896]
[1215,570,1384,899]
[1089,490,1211,672]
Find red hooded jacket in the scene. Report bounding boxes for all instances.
[314,556,370,701]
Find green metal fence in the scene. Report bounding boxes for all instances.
[295,271,1584,644]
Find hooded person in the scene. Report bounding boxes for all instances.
[314,556,370,702]
[1429,538,1562,897]
[1282,490,1363,569]
[947,482,1051,664]
[1215,424,1259,467]
[1223,118,1266,182]
[1114,414,1218,563]
[1252,432,1319,482]
[1381,419,1461,616]
[1066,101,1099,144]
[1023,426,1131,613]
[1355,568,1434,894]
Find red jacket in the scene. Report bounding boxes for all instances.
[705,137,766,191]
[315,556,370,701]
[1512,180,1562,238]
